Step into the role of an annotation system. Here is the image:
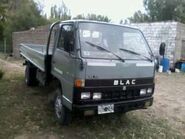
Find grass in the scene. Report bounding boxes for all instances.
[0,58,184,139]
[0,73,184,139]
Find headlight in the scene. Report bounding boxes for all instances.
[81,92,90,99]
[147,88,153,94]
[93,92,102,100]
[140,89,146,95]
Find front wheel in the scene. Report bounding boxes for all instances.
[54,89,72,125]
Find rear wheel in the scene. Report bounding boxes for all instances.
[54,88,72,125]
[25,62,38,86]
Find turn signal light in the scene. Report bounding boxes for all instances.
[75,79,85,87]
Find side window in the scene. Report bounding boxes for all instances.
[57,24,74,52]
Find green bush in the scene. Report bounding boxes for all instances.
[0,69,4,79]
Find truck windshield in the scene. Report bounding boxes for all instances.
[79,22,152,60]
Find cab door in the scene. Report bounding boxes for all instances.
[51,24,76,110]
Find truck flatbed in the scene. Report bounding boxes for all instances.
[20,43,53,72]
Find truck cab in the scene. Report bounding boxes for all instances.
[20,20,155,125]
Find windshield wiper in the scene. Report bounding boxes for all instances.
[119,48,153,62]
[85,41,125,62]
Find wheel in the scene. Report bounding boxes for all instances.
[54,88,72,125]
[25,62,38,86]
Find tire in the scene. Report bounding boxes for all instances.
[54,88,72,125]
[25,63,38,86]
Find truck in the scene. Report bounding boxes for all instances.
[20,20,155,125]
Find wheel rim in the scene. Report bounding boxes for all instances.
[55,95,63,119]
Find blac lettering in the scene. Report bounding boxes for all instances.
[120,80,124,85]
[132,79,136,85]
[125,80,130,85]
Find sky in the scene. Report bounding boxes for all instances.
[34,0,145,23]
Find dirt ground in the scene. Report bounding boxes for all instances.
[0,55,185,139]
[153,73,185,132]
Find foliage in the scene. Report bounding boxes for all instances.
[0,0,48,52]
[73,13,111,22]
[128,10,151,23]
[129,0,185,23]
[0,2,7,40]
[50,1,71,22]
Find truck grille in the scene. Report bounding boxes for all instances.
[102,89,140,100]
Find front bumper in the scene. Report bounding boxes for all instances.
[73,97,153,114]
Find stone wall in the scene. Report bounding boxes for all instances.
[12,25,50,58]
[175,22,185,61]
[128,21,178,65]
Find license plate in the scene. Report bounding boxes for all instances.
[98,104,114,114]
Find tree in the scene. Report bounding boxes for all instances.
[144,0,185,21]
[50,1,71,21]
[0,1,8,40]
[73,13,111,22]
[1,0,48,51]
[128,10,150,23]
[73,14,86,20]
[128,0,185,23]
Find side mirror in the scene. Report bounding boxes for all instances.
[159,42,166,57]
